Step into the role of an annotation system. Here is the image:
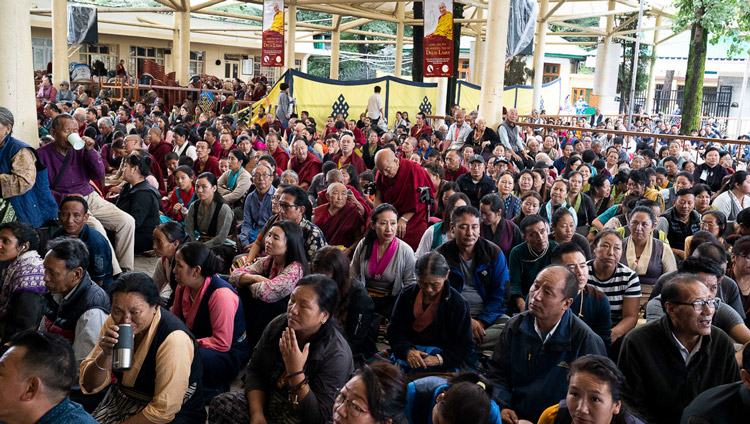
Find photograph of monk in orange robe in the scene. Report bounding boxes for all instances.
[425,2,453,42]
[263,2,284,36]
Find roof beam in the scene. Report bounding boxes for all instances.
[547,21,607,35]
[191,0,229,12]
[541,0,567,22]
[340,18,373,32]
[608,13,638,35]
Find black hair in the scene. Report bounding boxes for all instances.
[359,170,375,183]
[663,156,679,165]
[176,242,224,277]
[520,214,547,234]
[437,181,460,216]
[701,210,727,235]
[718,170,749,196]
[423,162,445,180]
[60,195,89,214]
[229,149,248,167]
[655,166,668,177]
[550,242,586,264]
[593,228,623,248]
[110,271,162,306]
[173,165,194,180]
[660,273,703,310]
[437,373,494,424]
[50,113,75,133]
[679,256,724,279]
[280,185,312,220]
[6,331,76,402]
[310,246,352,324]
[628,169,648,187]
[415,251,451,278]
[451,205,481,226]
[125,151,153,178]
[692,241,728,265]
[293,274,339,339]
[629,205,656,226]
[364,203,400,259]
[45,237,89,271]
[480,193,505,214]
[197,172,225,204]
[551,207,575,229]
[0,221,40,252]
[352,363,407,423]
[442,192,471,235]
[341,164,364,195]
[155,221,189,247]
[568,355,631,419]
[269,220,309,273]
[675,187,695,199]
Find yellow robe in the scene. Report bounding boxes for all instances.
[433,12,453,40]
[269,10,284,34]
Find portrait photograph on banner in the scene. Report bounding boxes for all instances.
[262,0,284,67]
[423,0,454,77]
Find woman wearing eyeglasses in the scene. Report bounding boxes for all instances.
[619,206,676,305]
[209,275,353,424]
[332,363,406,424]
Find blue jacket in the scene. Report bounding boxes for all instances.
[0,135,58,226]
[52,224,114,290]
[405,376,502,424]
[436,238,508,325]
[487,309,607,423]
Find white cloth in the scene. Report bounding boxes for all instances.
[366,93,383,120]
[447,122,473,150]
[84,192,135,271]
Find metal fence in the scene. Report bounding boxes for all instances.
[649,86,733,118]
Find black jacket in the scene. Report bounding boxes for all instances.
[117,180,161,252]
[618,315,740,424]
[456,173,497,209]
[388,283,473,369]
[344,283,376,360]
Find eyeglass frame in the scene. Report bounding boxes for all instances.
[333,388,371,417]
[668,297,720,312]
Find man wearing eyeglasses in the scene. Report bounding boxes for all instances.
[239,163,276,249]
[618,273,741,424]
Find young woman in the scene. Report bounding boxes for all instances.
[166,165,195,223]
[515,169,535,198]
[229,220,307,350]
[185,172,233,248]
[152,221,188,306]
[586,173,613,216]
[712,170,750,221]
[217,149,252,217]
[435,181,459,219]
[566,171,596,231]
[350,203,417,319]
[480,193,523,259]
[541,179,578,228]
[116,154,161,253]
[513,191,543,226]
[551,208,592,259]
[157,114,173,144]
[172,125,197,160]
[209,275,353,424]
[171,242,248,402]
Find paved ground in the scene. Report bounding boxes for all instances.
[133,255,159,276]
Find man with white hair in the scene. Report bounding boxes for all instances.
[72,108,87,134]
[445,109,472,152]
[497,108,528,168]
[97,117,114,147]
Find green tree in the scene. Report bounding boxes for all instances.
[614,13,652,113]
[673,0,750,135]
[504,56,534,86]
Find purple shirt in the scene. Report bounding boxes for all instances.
[38,143,105,204]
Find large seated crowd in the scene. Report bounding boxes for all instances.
[2,75,750,424]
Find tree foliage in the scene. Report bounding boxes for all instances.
[673,0,750,57]
[504,56,533,86]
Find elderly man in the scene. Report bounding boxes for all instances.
[288,139,322,189]
[444,148,468,182]
[239,163,276,250]
[410,112,433,139]
[374,149,436,250]
[265,132,290,176]
[51,196,117,289]
[436,205,509,350]
[488,265,607,423]
[0,331,98,424]
[42,237,109,373]
[508,215,558,313]
[618,274,741,424]
[313,182,365,255]
[445,109,472,152]
[96,116,114,147]
[38,114,135,271]
[456,155,497,209]
[497,108,527,166]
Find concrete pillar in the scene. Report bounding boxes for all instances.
[471,8,484,85]
[52,0,69,88]
[532,0,549,110]
[286,4,297,72]
[594,0,618,114]
[330,16,341,79]
[394,3,405,77]
[645,15,662,114]
[0,1,37,145]
[479,0,510,128]
[174,11,191,85]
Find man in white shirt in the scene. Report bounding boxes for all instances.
[445,109,472,152]
[366,85,384,126]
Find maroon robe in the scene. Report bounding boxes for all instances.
[269,146,290,177]
[331,151,367,175]
[210,139,222,158]
[375,158,436,250]
[219,144,238,159]
[193,155,222,178]
[317,184,372,216]
[149,140,173,177]
[444,165,469,182]
[148,153,166,195]
[313,201,365,247]
[290,153,322,187]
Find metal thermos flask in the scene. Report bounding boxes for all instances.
[113,324,133,372]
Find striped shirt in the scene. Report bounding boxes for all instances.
[586,260,641,325]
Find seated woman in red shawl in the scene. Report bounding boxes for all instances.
[313,182,365,257]
[331,132,366,174]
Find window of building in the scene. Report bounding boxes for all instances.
[189,51,205,76]
[253,55,277,84]
[32,38,53,72]
[543,63,560,83]
[128,46,165,77]
[79,44,118,74]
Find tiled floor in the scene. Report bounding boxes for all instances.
[133,255,159,276]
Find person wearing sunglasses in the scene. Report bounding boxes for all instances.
[618,273,741,424]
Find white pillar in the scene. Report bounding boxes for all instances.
[594,0,618,114]
[532,0,549,110]
[286,4,297,72]
[471,8,484,85]
[0,0,37,145]
[52,0,69,88]
[394,3,405,77]
[174,11,191,85]
[645,15,662,114]
[479,0,510,128]
[330,16,341,79]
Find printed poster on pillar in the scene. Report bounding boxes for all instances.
[262,0,284,67]
[423,0,454,77]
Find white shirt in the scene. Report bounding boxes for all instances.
[534,316,563,344]
[447,122,473,150]
[366,93,383,119]
[173,142,197,161]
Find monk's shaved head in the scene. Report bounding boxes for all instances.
[326,182,346,195]
[375,149,399,178]
[326,169,343,185]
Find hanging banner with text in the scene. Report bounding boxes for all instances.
[423,0,454,77]
[262,0,285,67]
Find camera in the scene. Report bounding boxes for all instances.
[364,182,377,196]
[417,186,431,204]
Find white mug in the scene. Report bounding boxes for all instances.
[68,133,85,150]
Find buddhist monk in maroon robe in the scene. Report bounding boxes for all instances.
[147,129,173,177]
[317,169,372,216]
[288,139,322,189]
[444,149,469,182]
[265,133,290,176]
[331,132,366,174]
[374,149,436,250]
[313,182,365,255]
